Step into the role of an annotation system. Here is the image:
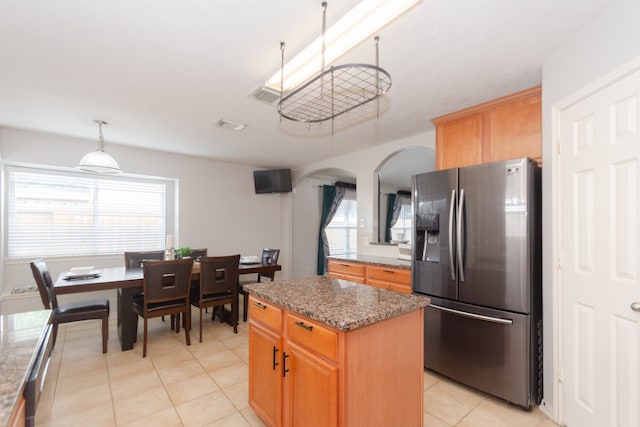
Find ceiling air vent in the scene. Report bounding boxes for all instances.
[216,118,247,131]
[249,85,281,105]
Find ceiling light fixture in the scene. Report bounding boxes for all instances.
[216,118,247,131]
[76,120,122,174]
[266,0,420,92]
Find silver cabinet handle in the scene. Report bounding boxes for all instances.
[429,303,513,325]
[632,302,640,312]
[456,189,465,282]
[448,189,456,280]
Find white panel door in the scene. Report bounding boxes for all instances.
[560,69,640,427]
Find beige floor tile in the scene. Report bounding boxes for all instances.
[205,411,251,427]
[423,379,484,425]
[120,406,183,427]
[175,390,237,427]
[157,358,207,385]
[239,407,266,427]
[165,372,220,406]
[45,401,116,427]
[210,361,249,388]
[112,386,174,425]
[457,399,544,427]
[50,382,112,418]
[220,333,249,351]
[232,345,250,364]
[56,367,111,395]
[189,338,232,360]
[198,349,244,372]
[109,368,165,400]
[423,412,452,427]
[536,416,561,426]
[222,381,249,410]
[424,369,441,390]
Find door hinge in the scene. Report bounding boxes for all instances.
[557,255,562,270]
[556,142,561,155]
[558,367,564,383]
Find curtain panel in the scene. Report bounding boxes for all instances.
[316,185,346,275]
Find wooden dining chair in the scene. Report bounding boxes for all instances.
[132,258,193,357]
[30,259,110,353]
[191,255,240,341]
[239,248,280,322]
[124,250,165,269]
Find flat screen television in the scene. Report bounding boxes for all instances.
[253,168,292,194]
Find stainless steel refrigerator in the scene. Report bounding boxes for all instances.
[412,157,542,408]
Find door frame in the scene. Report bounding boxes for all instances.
[551,54,640,424]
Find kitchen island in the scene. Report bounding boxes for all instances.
[244,276,429,427]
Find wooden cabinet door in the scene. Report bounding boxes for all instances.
[249,324,283,427]
[284,343,338,427]
[435,112,483,170]
[485,91,541,164]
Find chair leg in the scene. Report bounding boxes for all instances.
[199,306,203,343]
[185,307,191,346]
[175,313,180,333]
[102,315,108,353]
[243,292,249,322]
[143,317,148,358]
[233,296,238,334]
[50,323,59,352]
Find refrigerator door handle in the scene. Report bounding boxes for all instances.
[429,303,514,325]
[457,188,465,282]
[448,189,456,280]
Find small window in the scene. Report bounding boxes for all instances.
[390,201,412,242]
[326,194,357,256]
[6,165,172,258]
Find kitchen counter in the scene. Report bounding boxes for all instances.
[328,254,411,269]
[244,275,428,331]
[0,310,51,427]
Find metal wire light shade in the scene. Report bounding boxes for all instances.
[278,63,391,124]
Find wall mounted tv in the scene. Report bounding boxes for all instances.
[253,168,292,194]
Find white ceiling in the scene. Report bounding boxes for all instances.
[0,0,614,169]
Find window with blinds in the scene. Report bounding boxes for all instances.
[326,194,357,256]
[6,166,170,258]
[390,201,413,242]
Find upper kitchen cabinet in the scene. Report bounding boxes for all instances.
[433,86,541,170]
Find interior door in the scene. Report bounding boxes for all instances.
[559,68,640,427]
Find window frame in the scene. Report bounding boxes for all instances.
[3,162,177,260]
[325,190,357,257]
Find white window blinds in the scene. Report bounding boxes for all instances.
[7,167,168,258]
[326,193,357,256]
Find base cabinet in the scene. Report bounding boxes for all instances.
[248,295,424,427]
[328,259,411,293]
[284,343,338,427]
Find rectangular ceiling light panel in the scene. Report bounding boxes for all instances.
[266,0,421,92]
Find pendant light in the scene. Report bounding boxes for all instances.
[76,120,122,174]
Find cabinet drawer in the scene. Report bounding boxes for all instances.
[328,272,366,284]
[286,313,337,362]
[365,265,411,285]
[327,260,365,278]
[249,296,283,333]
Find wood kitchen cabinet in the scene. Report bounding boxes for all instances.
[433,86,541,170]
[248,293,424,427]
[365,264,412,293]
[326,260,366,283]
[327,259,411,293]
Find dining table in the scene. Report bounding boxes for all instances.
[54,261,282,351]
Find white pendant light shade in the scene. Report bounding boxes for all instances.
[76,120,122,174]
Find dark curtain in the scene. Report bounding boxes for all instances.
[316,185,346,275]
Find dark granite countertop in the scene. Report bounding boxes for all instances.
[328,254,411,269]
[0,310,51,427]
[244,276,429,331]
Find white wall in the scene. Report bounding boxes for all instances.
[292,131,436,267]
[0,126,286,312]
[540,0,640,416]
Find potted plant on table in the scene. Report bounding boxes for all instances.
[176,246,192,259]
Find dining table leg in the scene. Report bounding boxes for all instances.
[117,287,141,351]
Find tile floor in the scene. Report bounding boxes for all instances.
[35,310,559,427]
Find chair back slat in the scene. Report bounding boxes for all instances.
[30,259,57,310]
[200,255,240,297]
[124,250,165,269]
[143,259,193,302]
[260,248,280,281]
